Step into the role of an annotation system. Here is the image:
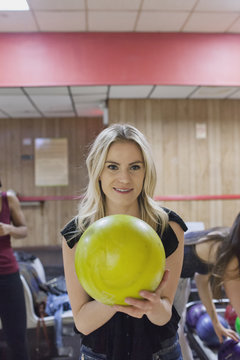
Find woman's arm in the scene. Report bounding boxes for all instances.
[195,273,239,342]
[0,193,27,238]
[62,239,116,335]
[224,256,240,319]
[113,221,185,326]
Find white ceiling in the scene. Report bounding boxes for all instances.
[1,0,240,118]
[1,85,240,119]
[1,0,240,33]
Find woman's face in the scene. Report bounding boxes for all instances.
[100,141,145,216]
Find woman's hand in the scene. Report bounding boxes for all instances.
[213,321,239,343]
[0,222,11,236]
[112,270,170,320]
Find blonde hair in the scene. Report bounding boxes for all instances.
[77,124,168,233]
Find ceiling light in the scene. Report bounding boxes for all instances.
[0,0,29,11]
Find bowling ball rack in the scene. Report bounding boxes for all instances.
[185,299,230,360]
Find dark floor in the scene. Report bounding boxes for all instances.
[0,324,81,360]
[28,323,81,360]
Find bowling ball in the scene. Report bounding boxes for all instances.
[218,339,240,360]
[196,313,229,347]
[235,317,240,335]
[75,214,166,305]
[224,304,237,330]
[186,303,207,329]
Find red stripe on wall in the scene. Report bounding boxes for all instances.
[18,194,240,202]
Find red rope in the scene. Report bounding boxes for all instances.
[18,194,240,202]
[18,195,81,202]
[154,194,240,201]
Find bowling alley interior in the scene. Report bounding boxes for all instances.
[0,1,240,359]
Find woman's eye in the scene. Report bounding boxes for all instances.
[107,164,118,170]
[130,165,141,171]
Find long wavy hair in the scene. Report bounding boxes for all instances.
[210,212,240,298]
[76,123,168,233]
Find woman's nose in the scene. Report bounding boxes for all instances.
[118,169,131,183]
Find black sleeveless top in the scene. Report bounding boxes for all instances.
[181,227,230,278]
[61,208,187,360]
[181,245,209,278]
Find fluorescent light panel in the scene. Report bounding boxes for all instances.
[0,0,29,11]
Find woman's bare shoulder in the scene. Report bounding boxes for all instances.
[225,256,239,277]
[195,239,221,264]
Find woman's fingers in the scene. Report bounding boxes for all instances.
[225,329,240,342]
[112,269,171,318]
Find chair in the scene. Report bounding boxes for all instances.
[20,257,73,329]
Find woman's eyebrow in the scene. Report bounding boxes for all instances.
[129,161,144,165]
[105,160,143,165]
[105,160,119,164]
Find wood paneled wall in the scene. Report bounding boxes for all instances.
[1,99,240,248]
[108,99,240,228]
[0,117,104,247]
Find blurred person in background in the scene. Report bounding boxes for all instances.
[0,179,29,360]
[174,213,240,359]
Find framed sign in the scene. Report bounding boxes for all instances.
[196,123,207,139]
[34,138,68,186]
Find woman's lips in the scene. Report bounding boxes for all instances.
[113,187,132,194]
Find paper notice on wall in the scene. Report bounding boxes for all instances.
[196,123,207,139]
[34,138,68,186]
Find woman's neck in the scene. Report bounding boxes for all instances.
[105,203,141,218]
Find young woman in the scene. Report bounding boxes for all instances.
[174,215,240,360]
[0,181,29,360]
[61,124,187,360]
[211,213,240,317]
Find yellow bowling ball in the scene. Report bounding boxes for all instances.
[75,214,166,305]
